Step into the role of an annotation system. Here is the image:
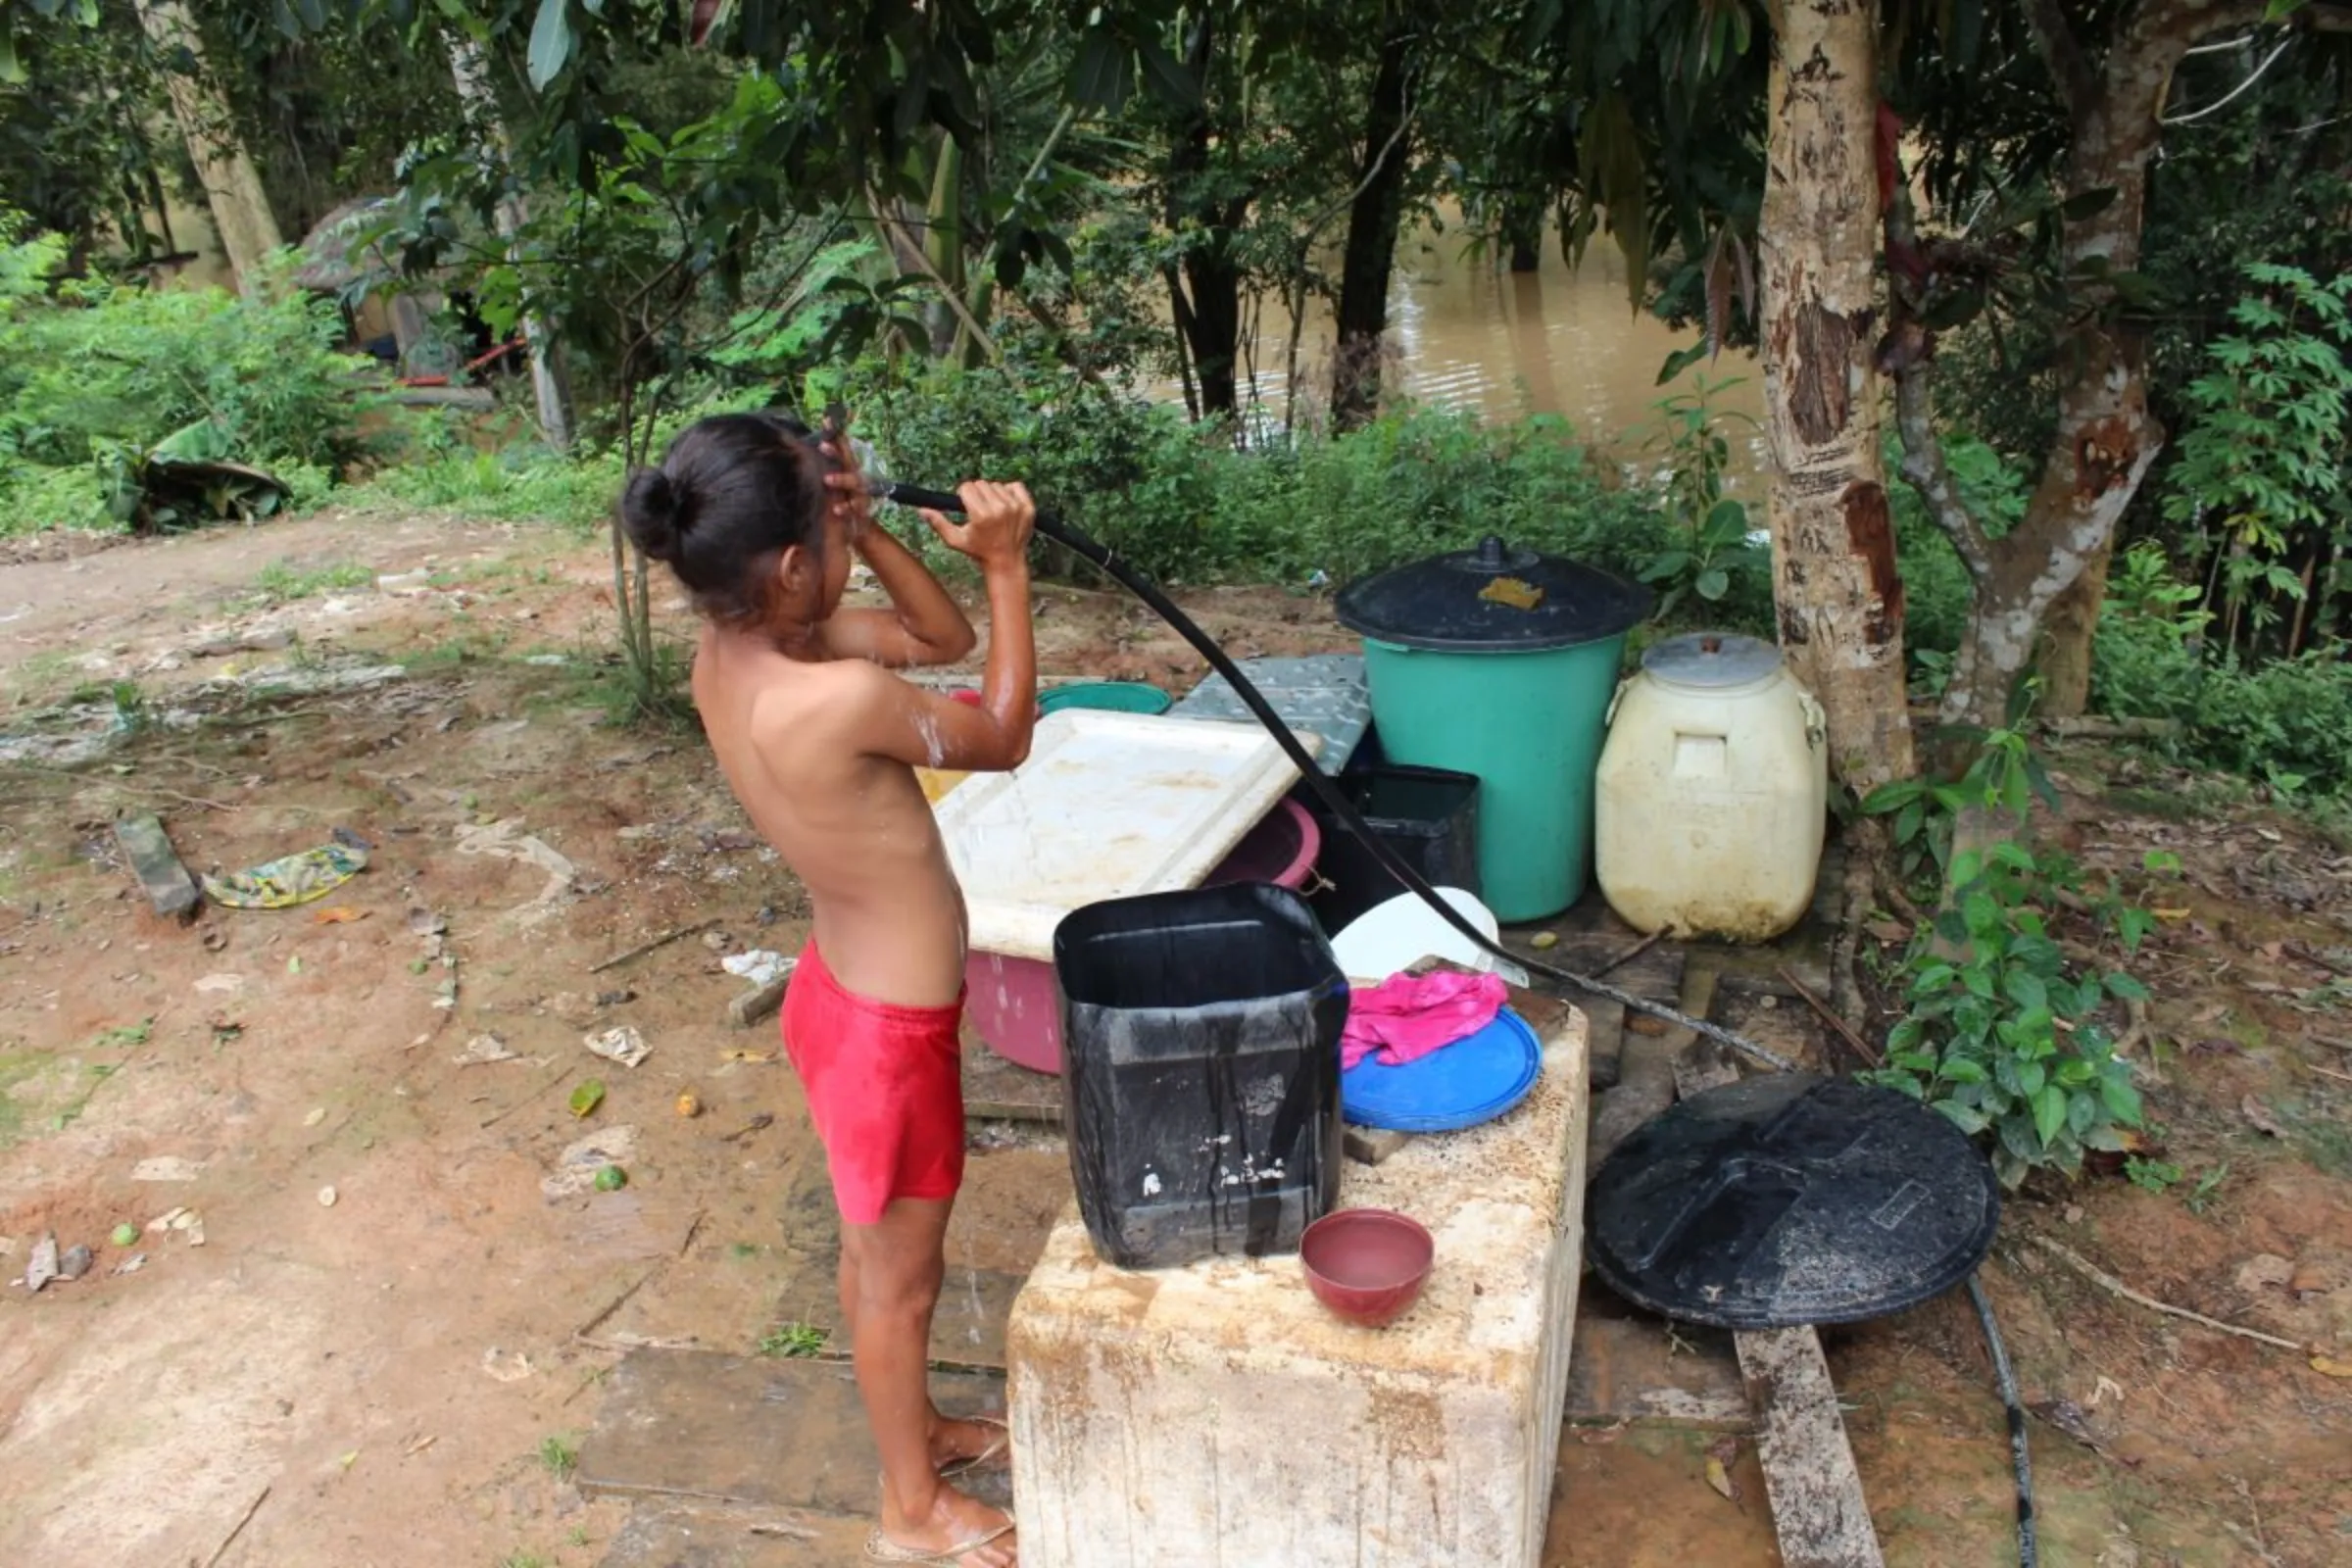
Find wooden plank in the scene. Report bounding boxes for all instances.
[1590,961,1718,1167]
[959,1031,1061,1123]
[578,1348,1009,1517]
[1564,1307,1753,1432]
[726,974,790,1029]
[1736,1326,1886,1568]
[1584,998,1626,1092]
[114,814,200,921]
[1343,1126,1414,1167]
[598,1502,871,1568]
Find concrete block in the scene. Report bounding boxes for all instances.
[1006,1001,1589,1568]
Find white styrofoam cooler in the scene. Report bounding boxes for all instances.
[1006,1001,1591,1567]
[931,709,1314,962]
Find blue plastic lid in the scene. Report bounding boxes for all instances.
[1341,1005,1543,1133]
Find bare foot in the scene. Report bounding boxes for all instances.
[878,1480,1016,1565]
[928,1410,1011,1473]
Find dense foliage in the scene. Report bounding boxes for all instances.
[0,216,362,528]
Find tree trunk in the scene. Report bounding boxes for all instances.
[2037,535,2112,716]
[134,0,283,294]
[1757,0,1915,793]
[1330,25,1420,432]
[1179,245,1245,418]
[1165,18,1245,420]
[1506,201,1544,272]
[1934,0,2247,728]
[447,35,575,451]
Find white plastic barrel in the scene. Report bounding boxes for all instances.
[1593,632,1829,942]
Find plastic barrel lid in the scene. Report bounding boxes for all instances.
[1584,1074,2001,1330]
[1341,1006,1543,1133]
[1334,535,1654,653]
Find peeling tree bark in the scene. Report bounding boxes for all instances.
[135,0,283,295]
[1908,0,2293,728]
[1759,0,1916,792]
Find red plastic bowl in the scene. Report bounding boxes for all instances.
[1299,1208,1434,1328]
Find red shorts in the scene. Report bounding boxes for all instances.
[780,942,966,1226]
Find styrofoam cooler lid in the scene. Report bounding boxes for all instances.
[1640,632,1783,691]
[1341,1006,1543,1133]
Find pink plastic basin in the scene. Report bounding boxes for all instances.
[965,798,1322,1075]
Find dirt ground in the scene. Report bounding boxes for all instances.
[1,507,2348,1567]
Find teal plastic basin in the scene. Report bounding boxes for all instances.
[1039,681,1173,716]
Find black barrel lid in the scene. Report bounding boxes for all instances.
[1334,535,1654,653]
[1585,1075,2000,1330]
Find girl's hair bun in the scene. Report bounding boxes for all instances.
[620,466,687,563]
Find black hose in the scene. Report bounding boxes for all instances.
[1967,1273,2039,1568]
[877,480,1796,1073]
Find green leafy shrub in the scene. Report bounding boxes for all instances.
[2159,262,2352,657]
[846,358,1676,592]
[0,215,379,533]
[2093,539,2352,799]
[1862,729,2151,1187]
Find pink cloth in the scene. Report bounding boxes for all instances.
[1340,970,1508,1071]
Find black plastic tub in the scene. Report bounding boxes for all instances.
[1304,762,1483,936]
[1054,883,1348,1271]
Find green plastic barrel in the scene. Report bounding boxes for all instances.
[1336,536,1653,921]
[1039,680,1173,716]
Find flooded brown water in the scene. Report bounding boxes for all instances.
[1154,222,1766,491]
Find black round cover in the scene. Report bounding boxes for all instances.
[1334,535,1654,653]
[1585,1075,2000,1329]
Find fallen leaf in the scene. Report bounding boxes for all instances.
[569,1079,607,1119]
[2242,1096,2286,1137]
[455,1034,518,1066]
[314,906,368,925]
[2235,1254,2295,1294]
[584,1025,651,1068]
[2310,1355,2352,1379]
[1704,1453,1740,1504]
[1865,919,1910,944]
[2029,1398,2101,1449]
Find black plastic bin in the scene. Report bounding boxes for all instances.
[1054,883,1348,1271]
[1303,762,1483,936]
